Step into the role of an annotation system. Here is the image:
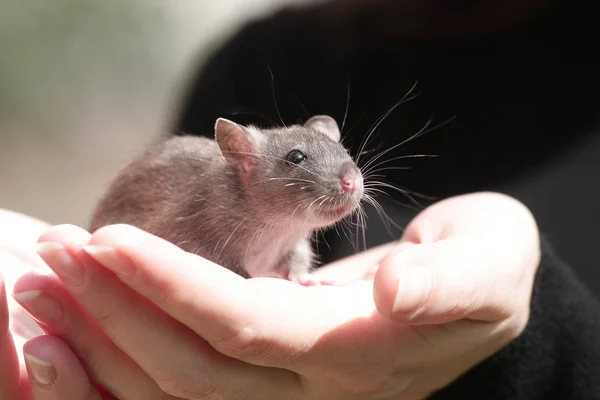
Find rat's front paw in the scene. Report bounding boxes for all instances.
[287,271,337,286]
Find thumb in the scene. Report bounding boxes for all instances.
[373,237,530,325]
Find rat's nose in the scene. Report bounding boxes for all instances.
[339,163,363,193]
[341,175,356,192]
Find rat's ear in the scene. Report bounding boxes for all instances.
[304,115,341,143]
[215,118,258,172]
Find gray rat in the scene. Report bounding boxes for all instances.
[90,115,363,284]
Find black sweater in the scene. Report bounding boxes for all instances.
[171,0,600,397]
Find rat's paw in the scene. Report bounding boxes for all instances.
[287,271,316,286]
[287,271,338,286]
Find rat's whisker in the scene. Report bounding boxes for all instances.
[226,110,278,126]
[318,196,330,208]
[362,154,438,175]
[268,177,317,184]
[356,80,420,166]
[244,176,317,188]
[175,209,206,222]
[341,81,351,134]
[358,145,383,157]
[337,209,357,253]
[362,166,412,177]
[352,203,361,251]
[343,112,365,142]
[364,194,403,234]
[307,195,327,214]
[216,218,246,258]
[341,220,353,250]
[359,204,368,251]
[361,173,389,181]
[365,188,425,212]
[287,90,309,120]
[359,115,454,172]
[361,154,439,177]
[267,65,286,127]
[364,180,435,201]
[360,118,433,172]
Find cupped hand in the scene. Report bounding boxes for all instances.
[1,209,117,400]
[11,191,541,399]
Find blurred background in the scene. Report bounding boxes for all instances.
[0,0,306,227]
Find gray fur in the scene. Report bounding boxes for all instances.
[90,116,363,281]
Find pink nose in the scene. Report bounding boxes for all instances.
[341,174,358,193]
[339,162,363,193]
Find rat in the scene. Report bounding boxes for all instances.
[89,115,364,285]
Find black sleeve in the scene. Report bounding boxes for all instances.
[429,236,600,399]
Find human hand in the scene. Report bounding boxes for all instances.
[1,209,121,399]
[314,191,540,324]
[12,191,540,399]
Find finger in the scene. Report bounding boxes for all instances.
[36,224,93,245]
[374,237,533,324]
[1,224,90,359]
[8,224,96,355]
[374,230,531,325]
[76,225,409,372]
[370,238,531,392]
[12,272,171,400]
[12,224,174,400]
[0,208,49,248]
[373,193,539,326]
[310,242,398,284]
[0,268,27,400]
[35,226,300,400]
[1,250,44,363]
[24,335,108,400]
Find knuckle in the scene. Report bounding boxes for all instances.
[151,278,193,318]
[92,302,119,328]
[495,278,533,341]
[153,278,181,306]
[73,343,96,367]
[212,323,274,361]
[497,308,530,346]
[72,343,112,384]
[509,309,530,339]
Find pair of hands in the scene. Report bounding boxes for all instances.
[1,192,540,400]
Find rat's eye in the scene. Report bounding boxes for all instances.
[286,150,307,164]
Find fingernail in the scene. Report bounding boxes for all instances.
[24,353,57,386]
[36,242,85,286]
[393,265,433,315]
[12,290,63,324]
[83,245,134,278]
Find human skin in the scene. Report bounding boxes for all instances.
[2,191,540,399]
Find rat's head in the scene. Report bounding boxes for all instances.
[215,115,363,228]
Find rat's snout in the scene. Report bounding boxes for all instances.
[341,175,359,193]
[339,162,363,194]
